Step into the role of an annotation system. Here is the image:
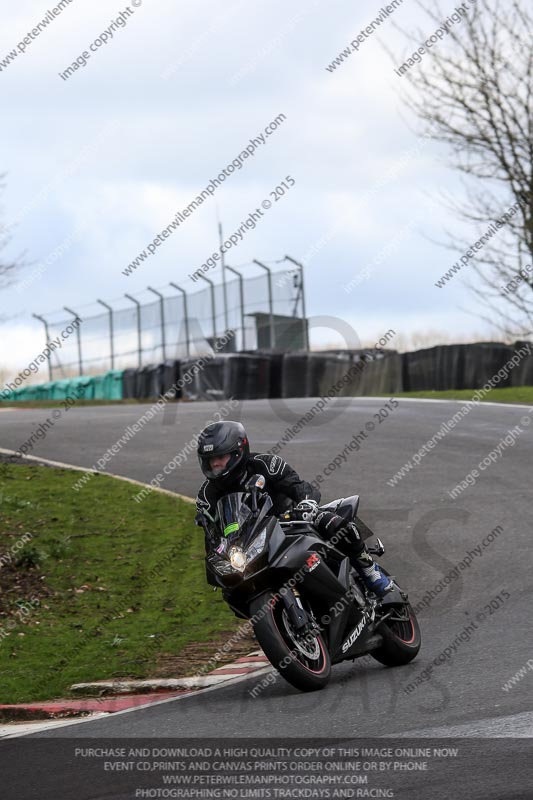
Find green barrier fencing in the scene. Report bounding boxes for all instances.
[104,370,124,400]
[50,379,71,400]
[67,376,96,400]
[0,371,124,402]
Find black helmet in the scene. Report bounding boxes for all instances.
[197,420,250,490]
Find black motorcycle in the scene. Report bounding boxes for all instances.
[197,475,421,692]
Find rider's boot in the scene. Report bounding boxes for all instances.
[349,547,393,597]
[314,512,393,597]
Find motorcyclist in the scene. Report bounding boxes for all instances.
[195,420,392,596]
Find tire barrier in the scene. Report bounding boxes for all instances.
[227,354,271,400]
[462,343,514,389]
[136,364,165,399]
[162,359,181,399]
[401,344,514,392]
[122,368,138,399]
[281,354,311,398]
[357,353,404,396]
[308,354,352,397]
[179,357,225,401]
[281,352,391,399]
[510,342,533,387]
[180,354,271,401]
[2,341,532,403]
[402,348,440,392]
[435,345,466,391]
[266,352,284,399]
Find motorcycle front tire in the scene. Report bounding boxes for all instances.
[250,589,331,692]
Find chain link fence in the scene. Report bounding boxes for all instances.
[33,260,307,379]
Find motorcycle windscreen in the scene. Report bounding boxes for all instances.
[216,493,253,542]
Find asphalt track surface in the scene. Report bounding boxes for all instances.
[1,398,532,797]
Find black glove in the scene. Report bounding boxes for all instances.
[314,512,363,551]
[314,509,346,537]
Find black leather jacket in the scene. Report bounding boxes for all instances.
[195,452,321,521]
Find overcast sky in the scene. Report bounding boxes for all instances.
[0,0,503,376]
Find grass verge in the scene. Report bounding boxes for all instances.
[0,399,160,409]
[388,387,533,405]
[0,463,248,704]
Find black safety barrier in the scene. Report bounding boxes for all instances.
[403,345,467,392]
[180,354,272,400]
[307,354,349,397]
[462,342,514,389]
[122,368,138,399]
[402,343,523,391]
[226,354,271,399]
[161,359,181,398]
[135,364,165,399]
[511,342,533,387]
[178,357,224,401]
[279,353,396,399]
[281,353,367,399]
[281,354,310,398]
[267,352,284,399]
[241,350,282,398]
[74,340,533,405]
[402,348,440,392]
[434,345,466,391]
[358,353,403,395]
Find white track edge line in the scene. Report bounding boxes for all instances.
[2,666,275,738]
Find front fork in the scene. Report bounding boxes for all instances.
[281,587,315,635]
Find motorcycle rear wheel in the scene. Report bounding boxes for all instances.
[250,589,331,692]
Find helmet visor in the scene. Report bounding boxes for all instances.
[199,448,245,481]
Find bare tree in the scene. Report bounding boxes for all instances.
[0,178,22,286]
[394,0,533,338]
[0,176,25,320]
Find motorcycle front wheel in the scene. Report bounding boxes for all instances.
[250,589,331,692]
[371,603,421,666]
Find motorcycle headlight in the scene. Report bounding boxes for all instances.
[229,547,246,572]
[212,530,267,575]
[245,529,267,562]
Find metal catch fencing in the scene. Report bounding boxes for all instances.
[33,258,307,379]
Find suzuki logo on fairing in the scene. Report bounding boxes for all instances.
[341,617,367,653]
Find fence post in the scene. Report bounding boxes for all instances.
[147,286,167,361]
[218,221,230,333]
[32,314,53,381]
[124,294,142,367]
[225,264,245,350]
[196,273,217,343]
[97,299,115,370]
[284,255,309,351]
[169,282,191,357]
[253,259,275,349]
[63,306,83,376]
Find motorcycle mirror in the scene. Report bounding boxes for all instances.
[245,474,265,492]
[245,474,265,513]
